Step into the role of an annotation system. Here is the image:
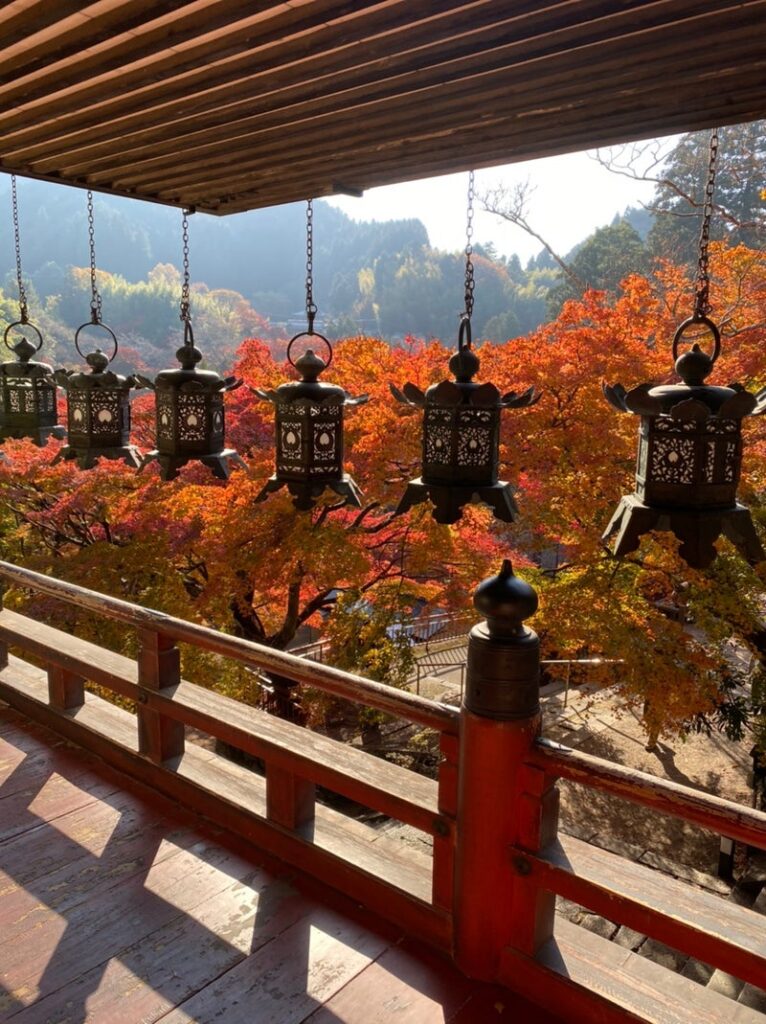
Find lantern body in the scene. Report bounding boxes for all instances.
[53,350,142,469]
[0,337,64,446]
[390,343,538,525]
[140,341,244,481]
[603,325,765,568]
[421,385,501,488]
[255,346,366,511]
[636,412,740,509]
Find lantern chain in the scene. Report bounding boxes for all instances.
[180,209,191,325]
[87,190,103,323]
[305,199,317,333]
[463,170,476,321]
[11,175,28,324]
[694,128,719,319]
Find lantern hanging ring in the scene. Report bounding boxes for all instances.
[287,329,333,370]
[672,314,721,366]
[74,319,118,364]
[3,320,43,354]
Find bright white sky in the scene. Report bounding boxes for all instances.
[326,142,670,263]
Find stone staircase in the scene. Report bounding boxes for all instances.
[557,839,766,1013]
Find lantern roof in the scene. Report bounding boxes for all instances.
[1,3,765,215]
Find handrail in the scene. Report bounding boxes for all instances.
[534,737,766,850]
[0,561,458,734]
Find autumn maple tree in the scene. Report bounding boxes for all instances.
[1,242,765,748]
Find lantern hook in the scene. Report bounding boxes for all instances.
[3,320,43,354]
[458,314,473,352]
[11,175,30,325]
[304,198,319,335]
[693,128,719,321]
[74,319,118,364]
[287,330,333,371]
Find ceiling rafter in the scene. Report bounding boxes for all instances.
[1,0,764,214]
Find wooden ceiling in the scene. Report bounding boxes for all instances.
[1,1,765,215]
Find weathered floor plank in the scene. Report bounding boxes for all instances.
[0,703,564,1024]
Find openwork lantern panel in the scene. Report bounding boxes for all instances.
[255,338,366,511]
[390,320,538,524]
[603,316,765,568]
[0,325,64,446]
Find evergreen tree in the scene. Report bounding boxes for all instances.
[648,121,766,264]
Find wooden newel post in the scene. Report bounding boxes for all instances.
[454,559,557,980]
[137,628,184,763]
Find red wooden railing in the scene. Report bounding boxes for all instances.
[0,559,764,1023]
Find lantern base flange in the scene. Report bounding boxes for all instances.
[0,424,65,448]
[255,473,363,511]
[140,448,246,482]
[53,444,143,470]
[603,493,765,569]
[395,477,518,525]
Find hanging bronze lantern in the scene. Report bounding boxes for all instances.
[0,177,64,446]
[254,333,367,510]
[140,210,244,481]
[603,315,765,568]
[390,171,539,525]
[52,191,143,469]
[602,130,764,569]
[53,319,144,469]
[391,317,538,524]
[1,323,64,447]
[255,200,366,510]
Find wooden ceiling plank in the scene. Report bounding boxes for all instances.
[92,27,766,193]
[7,0,605,162]
[14,0,728,173]
[0,0,553,137]
[144,58,766,201]
[1,1,198,79]
[207,96,766,214]
[0,0,423,111]
[0,1,92,50]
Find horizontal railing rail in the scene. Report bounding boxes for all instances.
[2,557,765,1024]
[533,737,766,850]
[0,561,457,735]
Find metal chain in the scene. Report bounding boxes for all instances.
[694,128,719,319]
[464,170,475,320]
[87,190,103,323]
[11,175,28,323]
[180,209,191,323]
[305,199,317,332]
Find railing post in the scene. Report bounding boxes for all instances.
[453,559,557,980]
[137,628,184,763]
[266,764,315,832]
[47,665,85,710]
[0,585,7,671]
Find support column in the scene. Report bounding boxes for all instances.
[453,559,557,980]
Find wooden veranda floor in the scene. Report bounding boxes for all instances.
[0,703,560,1024]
